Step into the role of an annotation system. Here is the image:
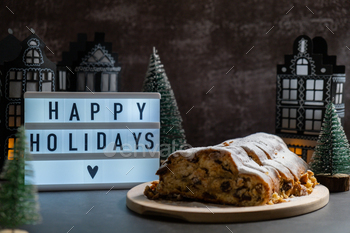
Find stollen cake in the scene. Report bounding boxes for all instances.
[144,133,317,206]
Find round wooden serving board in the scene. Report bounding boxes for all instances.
[126,181,329,223]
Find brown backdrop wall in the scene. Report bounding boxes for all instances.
[0,0,349,147]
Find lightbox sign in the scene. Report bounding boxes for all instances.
[24,92,160,190]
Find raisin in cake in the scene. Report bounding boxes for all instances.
[144,133,317,206]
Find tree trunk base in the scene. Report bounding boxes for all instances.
[315,174,350,192]
[0,230,28,233]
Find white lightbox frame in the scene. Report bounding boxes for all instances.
[24,92,160,191]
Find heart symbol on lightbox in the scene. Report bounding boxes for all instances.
[87,165,98,179]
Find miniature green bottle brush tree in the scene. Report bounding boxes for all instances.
[142,47,187,160]
[0,126,41,232]
[310,102,350,192]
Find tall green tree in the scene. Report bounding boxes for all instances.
[310,102,350,175]
[142,47,187,158]
[0,126,41,231]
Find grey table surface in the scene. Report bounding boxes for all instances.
[21,188,348,233]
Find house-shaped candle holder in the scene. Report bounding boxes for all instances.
[276,35,345,162]
[0,33,56,170]
[57,32,121,92]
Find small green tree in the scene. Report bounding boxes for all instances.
[0,126,41,231]
[310,102,350,175]
[142,47,187,158]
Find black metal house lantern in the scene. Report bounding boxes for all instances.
[276,35,345,162]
